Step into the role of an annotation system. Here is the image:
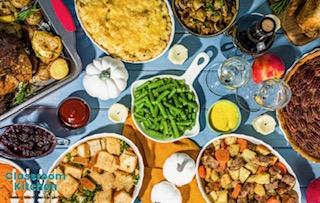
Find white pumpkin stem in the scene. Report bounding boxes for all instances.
[99,69,111,80]
[177,159,189,172]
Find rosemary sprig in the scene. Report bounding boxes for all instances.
[13,82,35,106]
[17,3,39,22]
[270,0,291,14]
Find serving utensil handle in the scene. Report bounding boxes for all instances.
[50,0,76,32]
[182,52,210,85]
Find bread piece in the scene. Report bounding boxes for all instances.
[57,175,79,198]
[94,189,112,203]
[90,171,115,191]
[94,151,118,173]
[114,171,134,192]
[114,190,132,203]
[105,137,121,155]
[119,150,138,173]
[64,164,83,180]
[77,143,90,158]
[297,0,320,38]
[87,139,102,156]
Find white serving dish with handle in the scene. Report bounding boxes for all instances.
[74,0,175,64]
[131,52,210,143]
[0,158,34,203]
[46,133,144,203]
[195,134,302,203]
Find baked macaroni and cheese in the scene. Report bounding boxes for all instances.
[76,0,173,62]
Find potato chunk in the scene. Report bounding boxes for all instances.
[242,149,257,162]
[256,144,271,155]
[239,167,251,183]
[228,144,240,157]
[254,184,266,196]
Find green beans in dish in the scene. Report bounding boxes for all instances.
[133,77,198,140]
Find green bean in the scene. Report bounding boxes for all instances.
[155,84,176,93]
[180,111,187,120]
[135,102,145,113]
[169,117,180,138]
[148,79,164,89]
[168,89,176,99]
[135,96,147,106]
[134,113,145,121]
[177,120,192,126]
[157,102,168,118]
[149,90,155,104]
[156,90,170,103]
[163,102,180,114]
[146,129,165,139]
[136,81,150,91]
[162,119,169,135]
[172,95,182,108]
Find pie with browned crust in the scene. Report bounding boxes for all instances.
[277,49,320,162]
[76,0,173,62]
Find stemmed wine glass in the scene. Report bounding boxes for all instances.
[206,57,251,96]
[236,78,292,112]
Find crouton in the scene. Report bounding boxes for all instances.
[57,175,79,198]
[105,137,121,155]
[114,171,134,192]
[80,177,96,191]
[114,190,132,203]
[94,151,118,173]
[72,157,89,166]
[90,171,115,191]
[94,189,112,203]
[87,139,102,156]
[119,150,138,173]
[100,139,106,150]
[64,164,83,180]
[77,143,90,158]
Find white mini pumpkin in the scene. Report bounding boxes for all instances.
[83,56,128,100]
[151,181,182,203]
[163,153,196,187]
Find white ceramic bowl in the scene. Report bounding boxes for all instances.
[131,52,210,143]
[0,158,34,202]
[74,0,175,64]
[47,133,144,203]
[195,134,302,203]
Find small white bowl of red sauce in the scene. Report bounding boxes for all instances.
[58,97,91,129]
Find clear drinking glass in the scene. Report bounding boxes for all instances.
[236,78,292,112]
[254,79,292,111]
[206,57,251,96]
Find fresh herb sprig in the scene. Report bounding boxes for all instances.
[13,82,35,106]
[17,3,39,22]
[270,0,291,14]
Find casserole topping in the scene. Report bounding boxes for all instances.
[76,0,173,62]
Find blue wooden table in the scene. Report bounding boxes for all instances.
[1,0,319,202]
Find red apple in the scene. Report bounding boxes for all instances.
[307,178,320,203]
[252,53,285,83]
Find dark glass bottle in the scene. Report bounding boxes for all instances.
[233,13,276,56]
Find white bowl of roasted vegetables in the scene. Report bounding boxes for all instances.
[196,134,301,203]
[45,133,144,203]
[173,0,239,37]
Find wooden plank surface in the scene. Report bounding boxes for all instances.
[0,0,319,202]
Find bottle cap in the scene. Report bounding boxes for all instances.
[261,17,276,33]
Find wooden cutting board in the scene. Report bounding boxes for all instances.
[269,0,318,46]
